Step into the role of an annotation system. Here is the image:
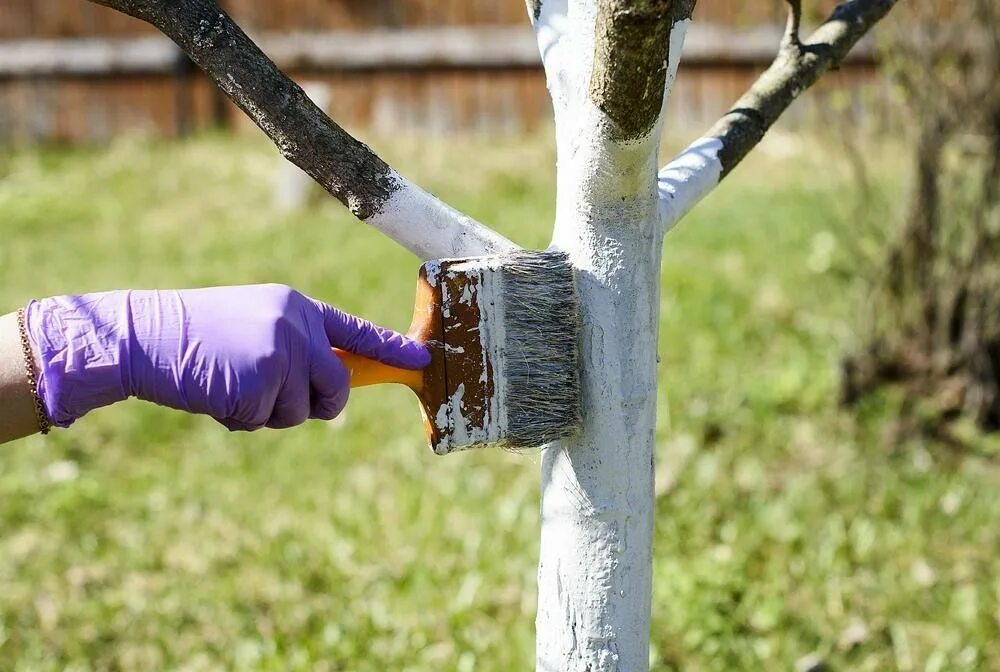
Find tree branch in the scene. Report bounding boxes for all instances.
[783,0,803,50]
[89,0,515,260]
[659,0,899,230]
[662,1,697,116]
[527,0,575,131]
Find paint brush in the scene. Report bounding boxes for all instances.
[334,250,582,455]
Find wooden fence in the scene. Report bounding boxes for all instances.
[0,0,886,143]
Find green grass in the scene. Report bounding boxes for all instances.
[0,131,997,672]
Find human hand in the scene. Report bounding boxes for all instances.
[26,284,429,430]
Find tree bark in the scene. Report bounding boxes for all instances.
[532,1,897,670]
[658,0,900,229]
[88,0,514,261]
[532,2,680,669]
[539,190,663,672]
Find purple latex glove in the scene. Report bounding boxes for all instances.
[25,284,429,430]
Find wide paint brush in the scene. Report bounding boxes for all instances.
[334,250,582,455]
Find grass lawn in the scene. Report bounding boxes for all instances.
[0,131,997,671]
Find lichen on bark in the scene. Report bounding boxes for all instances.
[589,0,674,142]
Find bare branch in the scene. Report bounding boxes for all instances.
[783,0,803,50]
[89,0,515,260]
[709,0,897,175]
[659,0,899,229]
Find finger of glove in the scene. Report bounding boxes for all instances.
[216,417,261,432]
[265,379,311,429]
[309,299,430,370]
[309,348,350,421]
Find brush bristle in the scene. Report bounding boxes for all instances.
[424,249,582,454]
[495,249,582,449]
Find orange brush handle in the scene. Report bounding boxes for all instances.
[333,348,423,390]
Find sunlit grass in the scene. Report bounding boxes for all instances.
[0,130,996,671]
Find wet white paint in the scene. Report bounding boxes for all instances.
[365,174,518,261]
[657,135,724,231]
[663,20,689,108]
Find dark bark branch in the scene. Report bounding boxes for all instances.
[671,0,698,25]
[88,0,397,221]
[783,0,803,49]
[526,0,543,23]
[710,0,898,176]
[590,0,675,142]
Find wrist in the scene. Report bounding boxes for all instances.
[25,292,133,427]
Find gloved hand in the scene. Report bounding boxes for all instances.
[25,284,429,430]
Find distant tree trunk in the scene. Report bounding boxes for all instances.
[841,0,999,438]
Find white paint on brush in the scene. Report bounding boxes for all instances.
[433,401,449,445]
[365,174,517,261]
[657,135,724,231]
[423,259,442,287]
[430,258,508,455]
[444,383,469,448]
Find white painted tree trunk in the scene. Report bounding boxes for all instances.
[539,203,663,671]
[532,2,678,667]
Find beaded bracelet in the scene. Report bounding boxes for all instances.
[15,307,51,435]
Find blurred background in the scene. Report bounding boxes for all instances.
[0,1,997,671]
[0,0,881,141]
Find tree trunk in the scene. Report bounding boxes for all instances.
[537,80,665,667]
[537,229,662,671]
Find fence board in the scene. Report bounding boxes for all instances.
[0,0,888,144]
